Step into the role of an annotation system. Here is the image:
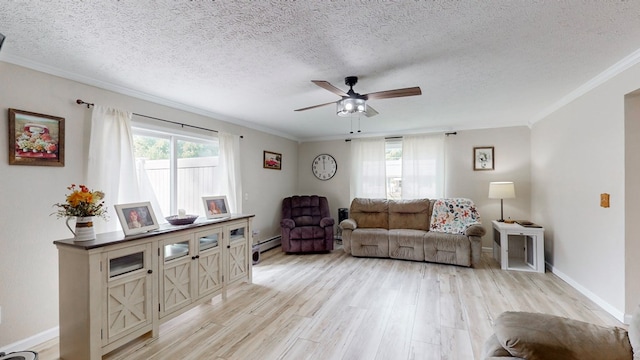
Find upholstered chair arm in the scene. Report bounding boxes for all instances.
[280,218,295,229]
[320,217,335,228]
[465,224,486,237]
[487,311,632,360]
[482,333,524,359]
[340,218,357,230]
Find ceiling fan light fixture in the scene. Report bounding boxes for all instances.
[337,98,366,117]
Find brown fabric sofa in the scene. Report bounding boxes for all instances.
[483,305,640,360]
[340,198,486,267]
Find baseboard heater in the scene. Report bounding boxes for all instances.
[256,236,281,253]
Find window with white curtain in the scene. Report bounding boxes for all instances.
[132,126,219,217]
[350,134,444,200]
[350,137,387,199]
[401,134,444,199]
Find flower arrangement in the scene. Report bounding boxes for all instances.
[53,184,107,219]
[16,124,58,154]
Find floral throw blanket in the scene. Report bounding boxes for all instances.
[430,198,481,234]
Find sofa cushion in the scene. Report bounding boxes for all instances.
[290,226,327,240]
[350,198,389,229]
[289,195,325,226]
[389,229,426,261]
[424,232,471,266]
[493,311,632,360]
[430,198,481,234]
[350,228,389,257]
[388,199,430,231]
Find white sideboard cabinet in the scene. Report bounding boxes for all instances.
[54,214,254,360]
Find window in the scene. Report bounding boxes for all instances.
[132,127,219,217]
[351,134,444,200]
[385,139,403,199]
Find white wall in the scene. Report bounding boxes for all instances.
[445,127,531,247]
[298,127,532,248]
[0,62,298,348]
[531,61,640,320]
[7,51,640,347]
[625,91,640,317]
[297,140,352,219]
[241,129,298,242]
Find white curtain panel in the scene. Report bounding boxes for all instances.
[218,132,242,213]
[135,158,166,222]
[87,105,139,233]
[350,137,387,199]
[402,134,445,199]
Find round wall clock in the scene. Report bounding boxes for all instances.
[312,154,337,180]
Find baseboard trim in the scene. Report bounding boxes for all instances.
[482,246,493,253]
[483,247,628,324]
[257,236,281,253]
[0,326,59,353]
[546,263,628,324]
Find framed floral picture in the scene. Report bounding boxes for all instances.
[263,150,281,170]
[473,146,494,171]
[114,202,159,235]
[9,108,65,166]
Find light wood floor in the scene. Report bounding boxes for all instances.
[33,244,624,360]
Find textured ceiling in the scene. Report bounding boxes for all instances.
[1,1,640,141]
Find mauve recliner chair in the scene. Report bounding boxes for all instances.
[280,195,334,253]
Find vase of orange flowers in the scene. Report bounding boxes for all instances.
[53,184,107,241]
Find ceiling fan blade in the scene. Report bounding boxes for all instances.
[294,100,336,112]
[365,105,379,117]
[311,80,349,97]
[364,86,422,100]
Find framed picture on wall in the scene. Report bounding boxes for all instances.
[263,150,282,170]
[8,108,65,166]
[114,202,159,235]
[473,146,494,171]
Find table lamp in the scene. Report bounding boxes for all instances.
[489,181,516,222]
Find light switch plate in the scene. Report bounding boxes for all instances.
[601,193,610,208]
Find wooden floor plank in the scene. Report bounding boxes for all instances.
[30,245,626,360]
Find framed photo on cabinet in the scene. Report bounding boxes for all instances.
[202,195,230,219]
[114,202,159,235]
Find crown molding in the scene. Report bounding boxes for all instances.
[531,47,640,125]
[0,54,300,142]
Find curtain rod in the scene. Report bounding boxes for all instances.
[76,99,228,135]
[344,133,455,142]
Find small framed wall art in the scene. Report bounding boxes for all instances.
[473,146,494,171]
[8,108,65,166]
[263,150,281,170]
[114,201,159,235]
[202,196,230,219]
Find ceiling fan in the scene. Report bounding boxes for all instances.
[294,76,422,117]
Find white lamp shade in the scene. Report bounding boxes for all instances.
[488,181,516,199]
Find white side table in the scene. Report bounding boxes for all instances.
[492,220,545,273]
